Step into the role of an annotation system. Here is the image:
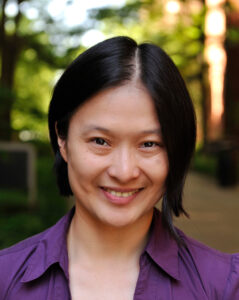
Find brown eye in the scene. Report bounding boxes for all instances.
[143,142,157,148]
[94,138,107,146]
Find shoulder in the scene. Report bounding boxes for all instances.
[0,209,73,299]
[0,229,48,296]
[177,228,239,299]
[0,230,46,257]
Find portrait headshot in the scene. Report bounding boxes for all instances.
[0,36,238,300]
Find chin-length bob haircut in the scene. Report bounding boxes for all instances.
[48,36,196,242]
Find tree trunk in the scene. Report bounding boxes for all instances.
[0,0,22,140]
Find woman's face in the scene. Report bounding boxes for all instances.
[58,83,168,228]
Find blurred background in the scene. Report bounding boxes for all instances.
[0,0,238,252]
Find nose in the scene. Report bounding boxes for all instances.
[107,146,140,183]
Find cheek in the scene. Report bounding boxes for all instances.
[150,158,168,198]
[143,153,169,183]
[67,148,108,184]
[67,156,95,196]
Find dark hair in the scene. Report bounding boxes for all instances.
[48,36,196,242]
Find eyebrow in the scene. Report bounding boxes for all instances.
[82,126,110,134]
[82,125,161,135]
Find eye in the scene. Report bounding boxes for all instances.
[142,141,159,148]
[93,137,108,146]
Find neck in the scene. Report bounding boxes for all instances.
[67,205,153,266]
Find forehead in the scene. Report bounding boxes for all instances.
[69,83,160,131]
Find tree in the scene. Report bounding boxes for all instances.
[0,0,85,141]
[0,0,22,139]
[0,0,206,142]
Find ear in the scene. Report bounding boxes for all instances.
[55,122,68,163]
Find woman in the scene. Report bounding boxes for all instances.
[0,36,238,299]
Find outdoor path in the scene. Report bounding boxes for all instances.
[171,171,239,253]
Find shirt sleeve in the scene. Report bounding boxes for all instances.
[223,254,239,300]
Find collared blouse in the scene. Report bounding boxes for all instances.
[0,208,238,300]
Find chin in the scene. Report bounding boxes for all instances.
[100,209,144,228]
[104,218,135,228]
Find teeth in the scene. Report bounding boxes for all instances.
[106,189,139,197]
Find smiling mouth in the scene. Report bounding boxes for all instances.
[101,187,142,198]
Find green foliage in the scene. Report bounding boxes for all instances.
[0,0,207,143]
[90,1,141,23]
[0,189,27,207]
[0,213,45,249]
[36,155,68,222]
[192,151,217,176]
[0,0,87,141]
[89,0,205,85]
[227,28,239,45]
[0,153,68,249]
[12,51,56,141]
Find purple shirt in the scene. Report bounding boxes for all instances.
[0,208,239,299]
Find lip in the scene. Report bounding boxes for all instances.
[101,186,142,192]
[100,187,143,205]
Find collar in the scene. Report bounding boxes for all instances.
[21,207,75,283]
[145,208,180,281]
[21,207,180,282]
